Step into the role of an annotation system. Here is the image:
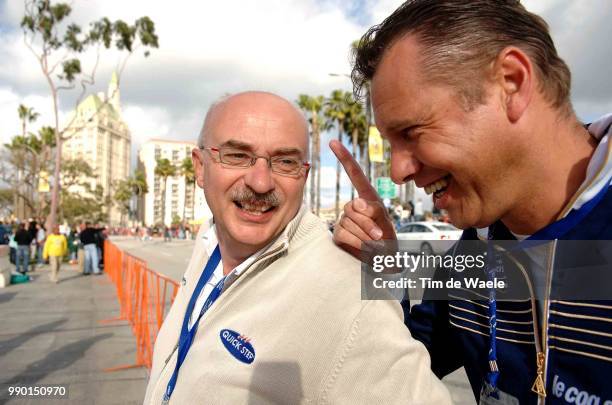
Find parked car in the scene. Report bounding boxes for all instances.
[396,221,463,255]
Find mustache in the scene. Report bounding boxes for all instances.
[230,187,281,207]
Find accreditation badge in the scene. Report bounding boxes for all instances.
[479,384,520,405]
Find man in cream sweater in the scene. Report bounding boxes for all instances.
[144,91,451,405]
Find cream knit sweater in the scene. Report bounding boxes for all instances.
[144,209,452,405]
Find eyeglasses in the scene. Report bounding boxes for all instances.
[200,146,310,176]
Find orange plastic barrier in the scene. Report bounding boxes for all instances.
[101,240,179,371]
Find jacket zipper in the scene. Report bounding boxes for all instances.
[500,246,546,399]
[536,240,556,404]
[227,242,288,288]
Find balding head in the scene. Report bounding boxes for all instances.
[191,90,311,262]
[198,91,309,157]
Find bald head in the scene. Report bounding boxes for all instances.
[198,91,309,156]
[192,91,311,260]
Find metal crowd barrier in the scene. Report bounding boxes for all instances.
[101,240,179,371]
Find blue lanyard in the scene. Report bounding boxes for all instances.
[163,245,223,403]
[483,184,609,396]
[484,232,501,396]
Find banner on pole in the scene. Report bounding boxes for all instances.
[368,126,384,163]
[38,171,50,192]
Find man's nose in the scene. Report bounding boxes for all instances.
[244,157,275,194]
[390,147,422,185]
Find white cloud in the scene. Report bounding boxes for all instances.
[0,0,367,163]
[1,0,611,180]
[367,0,404,24]
[0,87,68,145]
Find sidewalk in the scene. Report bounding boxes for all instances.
[0,263,148,405]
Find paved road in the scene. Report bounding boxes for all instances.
[111,236,476,405]
[110,236,194,282]
[0,263,147,405]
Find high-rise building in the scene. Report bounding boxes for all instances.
[62,72,130,225]
[138,139,209,226]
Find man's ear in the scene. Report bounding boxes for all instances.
[493,46,533,123]
[192,148,205,189]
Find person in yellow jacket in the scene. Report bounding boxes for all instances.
[43,225,67,283]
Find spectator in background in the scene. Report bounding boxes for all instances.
[35,223,46,265]
[43,224,67,283]
[8,225,17,264]
[413,198,424,221]
[96,226,107,271]
[401,204,410,225]
[407,200,415,221]
[392,202,403,229]
[27,220,37,272]
[14,223,34,274]
[77,229,85,273]
[67,226,79,264]
[79,222,100,275]
[0,221,8,245]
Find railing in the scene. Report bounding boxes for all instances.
[101,240,179,371]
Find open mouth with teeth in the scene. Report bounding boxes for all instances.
[233,200,277,216]
[424,175,452,199]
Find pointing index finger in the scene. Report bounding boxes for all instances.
[329,140,380,201]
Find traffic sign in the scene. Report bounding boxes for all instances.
[376,177,396,199]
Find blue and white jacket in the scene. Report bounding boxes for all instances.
[404,114,612,404]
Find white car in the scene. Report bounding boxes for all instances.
[396,221,463,255]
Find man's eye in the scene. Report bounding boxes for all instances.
[274,157,299,166]
[402,126,419,140]
[225,152,249,159]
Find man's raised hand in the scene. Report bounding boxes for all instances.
[329,140,396,259]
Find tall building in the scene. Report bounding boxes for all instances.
[62,72,130,225]
[138,139,209,226]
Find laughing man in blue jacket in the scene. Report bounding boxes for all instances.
[331,1,612,404]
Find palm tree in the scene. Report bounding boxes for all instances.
[14,105,39,218]
[155,158,177,226]
[349,40,372,182]
[180,157,196,222]
[324,89,350,219]
[111,169,149,226]
[297,94,327,216]
[132,169,149,196]
[113,179,133,225]
[18,104,39,138]
[131,169,148,223]
[342,97,368,200]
